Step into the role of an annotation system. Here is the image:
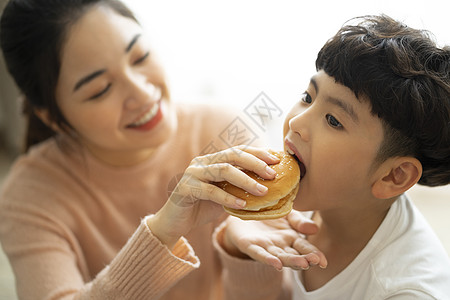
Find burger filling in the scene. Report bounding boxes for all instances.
[255,187,296,212]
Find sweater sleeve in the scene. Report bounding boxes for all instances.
[0,201,199,300]
[79,216,200,299]
[212,222,290,300]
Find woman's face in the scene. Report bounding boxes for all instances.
[55,5,177,166]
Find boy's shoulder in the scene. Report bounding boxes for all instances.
[368,194,450,297]
[292,196,449,299]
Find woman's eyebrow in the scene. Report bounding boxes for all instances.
[73,69,106,92]
[126,33,141,53]
[73,34,142,93]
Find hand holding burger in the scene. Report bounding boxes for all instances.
[215,150,300,220]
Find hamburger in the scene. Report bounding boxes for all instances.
[215,150,300,220]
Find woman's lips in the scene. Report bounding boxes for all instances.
[128,101,160,126]
[285,139,307,179]
[127,100,163,131]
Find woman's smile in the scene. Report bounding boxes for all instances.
[127,100,163,131]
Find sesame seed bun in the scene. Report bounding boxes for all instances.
[215,150,300,220]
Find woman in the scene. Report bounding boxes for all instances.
[0,0,283,299]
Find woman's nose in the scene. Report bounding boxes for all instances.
[123,72,156,110]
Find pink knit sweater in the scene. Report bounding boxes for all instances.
[0,102,265,300]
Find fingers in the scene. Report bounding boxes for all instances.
[287,210,319,235]
[237,145,280,167]
[292,238,328,269]
[188,163,270,197]
[267,245,310,270]
[225,218,327,272]
[267,244,325,270]
[285,211,327,268]
[173,176,247,209]
[244,243,319,271]
[221,145,281,166]
[195,146,279,180]
[174,146,280,210]
[241,229,327,270]
[245,244,283,271]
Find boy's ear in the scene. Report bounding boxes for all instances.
[371,157,422,199]
[34,109,60,132]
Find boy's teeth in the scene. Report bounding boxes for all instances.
[287,148,295,155]
[130,102,160,127]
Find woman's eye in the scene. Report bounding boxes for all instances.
[134,51,150,65]
[326,114,343,129]
[89,83,111,100]
[301,92,312,104]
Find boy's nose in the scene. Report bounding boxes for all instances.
[288,113,310,142]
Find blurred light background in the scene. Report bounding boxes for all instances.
[123,0,450,149]
[0,1,449,299]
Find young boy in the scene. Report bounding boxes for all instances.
[213,15,450,299]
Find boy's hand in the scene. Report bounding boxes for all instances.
[221,210,327,271]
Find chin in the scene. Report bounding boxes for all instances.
[143,100,178,147]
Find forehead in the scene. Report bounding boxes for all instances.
[58,5,141,79]
[311,71,371,113]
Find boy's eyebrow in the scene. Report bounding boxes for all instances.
[326,97,360,124]
[310,77,359,124]
[73,34,142,92]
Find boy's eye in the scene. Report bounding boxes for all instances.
[301,92,312,104]
[134,51,150,65]
[326,114,343,129]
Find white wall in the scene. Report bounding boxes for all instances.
[123,0,450,149]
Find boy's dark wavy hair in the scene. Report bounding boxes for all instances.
[316,14,450,187]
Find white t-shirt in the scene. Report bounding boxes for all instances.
[291,194,450,300]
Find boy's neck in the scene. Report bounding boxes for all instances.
[303,196,397,291]
[312,200,393,245]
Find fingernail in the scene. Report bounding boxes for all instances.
[235,199,246,208]
[269,154,279,161]
[256,183,268,193]
[266,166,276,176]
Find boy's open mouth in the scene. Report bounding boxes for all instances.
[295,156,307,179]
[286,148,306,179]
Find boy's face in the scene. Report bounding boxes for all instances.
[283,70,385,212]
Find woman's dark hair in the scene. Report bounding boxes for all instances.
[316,14,450,187]
[0,0,138,151]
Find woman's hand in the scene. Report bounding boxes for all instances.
[220,210,328,271]
[147,145,280,249]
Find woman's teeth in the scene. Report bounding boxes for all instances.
[129,102,160,127]
[287,148,295,155]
